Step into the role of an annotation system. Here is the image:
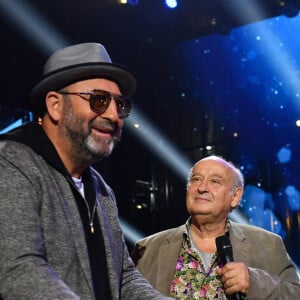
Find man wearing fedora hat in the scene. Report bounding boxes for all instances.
[0,43,173,300]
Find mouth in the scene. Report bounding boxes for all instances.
[91,123,121,142]
[92,126,113,138]
[194,196,210,203]
[90,119,121,141]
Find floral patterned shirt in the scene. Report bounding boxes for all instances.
[169,222,227,300]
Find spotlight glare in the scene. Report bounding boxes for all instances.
[165,0,177,9]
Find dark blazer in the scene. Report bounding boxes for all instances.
[132,220,300,299]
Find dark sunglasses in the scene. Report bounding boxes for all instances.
[58,89,131,118]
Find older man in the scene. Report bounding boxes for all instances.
[132,155,300,299]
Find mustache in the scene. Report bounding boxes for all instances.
[195,191,211,200]
[89,119,122,139]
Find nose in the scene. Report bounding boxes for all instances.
[100,99,119,122]
[196,180,208,193]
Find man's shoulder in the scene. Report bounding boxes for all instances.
[230,220,282,240]
[0,139,38,161]
[0,123,42,158]
[137,224,185,245]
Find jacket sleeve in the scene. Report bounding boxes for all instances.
[246,234,300,300]
[0,144,80,300]
[120,237,174,300]
[100,184,174,300]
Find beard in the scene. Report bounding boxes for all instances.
[60,100,121,163]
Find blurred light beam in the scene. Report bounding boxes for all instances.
[226,0,300,110]
[119,217,144,244]
[125,108,193,180]
[0,0,67,54]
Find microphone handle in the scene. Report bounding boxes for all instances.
[230,292,246,300]
[216,235,246,300]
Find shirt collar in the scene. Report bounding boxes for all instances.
[184,217,231,241]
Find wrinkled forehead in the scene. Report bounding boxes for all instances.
[192,158,233,178]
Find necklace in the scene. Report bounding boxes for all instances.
[72,176,98,234]
[89,202,97,234]
[81,193,98,234]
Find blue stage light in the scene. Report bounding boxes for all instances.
[165,0,177,9]
[277,146,292,163]
[285,185,300,211]
[0,118,23,134]
[128,0,139,6]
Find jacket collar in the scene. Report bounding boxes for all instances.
[0,122,70,177]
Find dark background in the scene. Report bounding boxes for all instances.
[1,0,300,268]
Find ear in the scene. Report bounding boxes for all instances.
[231,187,243,209]
[45,91,63,122]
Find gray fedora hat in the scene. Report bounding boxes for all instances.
[29,42,137,115]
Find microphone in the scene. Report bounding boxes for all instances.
[216,235,245,300]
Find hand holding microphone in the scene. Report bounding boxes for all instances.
[216,235,248,300]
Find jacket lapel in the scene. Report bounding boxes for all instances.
[62,177,94,291]
[155,225,185,295]
[229,221,248,262]
[91,171,122,300]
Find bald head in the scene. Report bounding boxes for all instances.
[188,155,244,194]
